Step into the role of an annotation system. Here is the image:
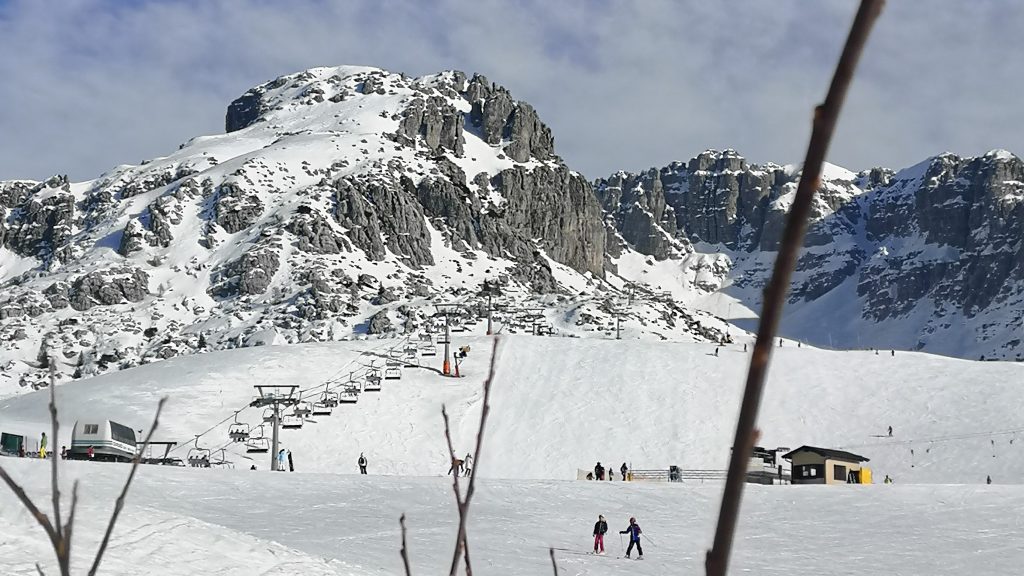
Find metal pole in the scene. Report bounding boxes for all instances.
[616,314,621,340]
[444,315,452,376]
[270,404,280,471]
[486,292,493,335]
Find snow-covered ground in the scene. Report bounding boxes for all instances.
[2,460,1023,575]
[2,336,1022,483]
[2,336,1024,573]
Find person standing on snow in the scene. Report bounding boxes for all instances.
[619,517,643,559]
[277,449,287,471]
[39,432,48,459]
[620,462,629,481]
[358,453,368,474]
[448,456,464,475]
[592,514,608,554]
[463,453,473,477]
[594,462,605,481]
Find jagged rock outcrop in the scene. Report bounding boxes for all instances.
[215,182,264,234]
[67,267,150,311]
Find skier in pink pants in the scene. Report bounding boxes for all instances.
[592,514,608,554]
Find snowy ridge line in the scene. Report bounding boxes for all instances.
[836,425,1024,450]
[163,335,418,457]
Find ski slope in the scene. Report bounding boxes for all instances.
[1,336,1023,484]
[1,460,1023,576]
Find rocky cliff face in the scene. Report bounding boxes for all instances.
[598,149,1024,360]
[0,65,731,393]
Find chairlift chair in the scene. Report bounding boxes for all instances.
[364,374,382,392]
[293,401,313,418]
[228,413,250,442]
[312,401,333,417]
[262,408,276,423]
[435,334,447,344]
[419,333,432,343]
[339,385,360,404]
[422,344,437,357]
[246,437,270,454]
[384,366,402,380]
[187,438,211,468]
[282,413,304,429]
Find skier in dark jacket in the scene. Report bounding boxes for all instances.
[620,517,643,558]
[594,462,605,481]
[592,514,608,554]
[358,453,368,474]
[620,462,628,481]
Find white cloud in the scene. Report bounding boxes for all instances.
[0,0,1021,182]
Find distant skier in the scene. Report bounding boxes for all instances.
[891,349,895,356]
[714,347,719,357]
[358,453,368,474]
[619,517,643,559]
[743,343,747,352]
[779,338,783,347]
[463,453,473,477]
[250,464,257,470]
[883,475,892,484]
[277,449,287,471]
[39,432,47,459]
[592,514,608,554]
[887,426,893,437]
[594,462,605,481]
[60,446,67,460]
[87,446,95,460]
[987,475,992,485]
[621,462,629,481]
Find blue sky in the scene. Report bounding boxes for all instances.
[1,0,1022,181]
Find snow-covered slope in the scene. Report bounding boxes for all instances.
[2,336,1022,484]
[3,461,1022,576]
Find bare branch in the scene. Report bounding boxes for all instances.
[549,547,559,576]
[47,360,62,543]
[89,396,167,576]
[447,337,500,576]
[0,465,60,549]
[399,513,412,576]
[62,481,80,573]
[36,563,46,576]
[704,2,885,576]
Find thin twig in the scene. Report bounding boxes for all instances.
[35,563,45,576]
[704,2,884,576]
[446,337,500,576]
[399,513,412,576]
[63,481,79,570]
[47,360,62,544]
[89,396,167,576]
[0,466,60,548]
[549,547,559,576]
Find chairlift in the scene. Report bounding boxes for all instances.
[262,408,276,423]
[312,401,333,417]
[294,401,313,418]
[452,324,467,333]
[282,413,304,429]
[228,412,250,442]
[419,333,432,343]
[187,437,211,468]
[404,345,418,355]
[384,366,402,380]
[422,344,437,357]
[245,425,269,453]
[364,374,382,392]
[211,448,234,469]
[435,334,447,344]
[339,384,360,404]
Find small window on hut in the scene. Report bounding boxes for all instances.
[834,464,847,480]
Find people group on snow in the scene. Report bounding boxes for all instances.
[589,461,629,481]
